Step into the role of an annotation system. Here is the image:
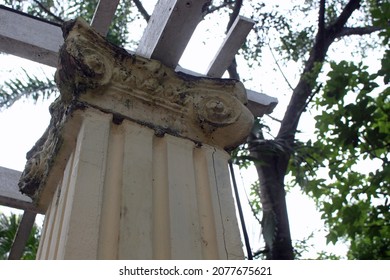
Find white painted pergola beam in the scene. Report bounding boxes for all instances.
[0,1,121,65]
[206,16,255,78]
[8,210,37,260]
[90,0,120,36]
[0,5,63,67]
[0,166,38,260]
[136,0,210,68]
[247,89,278,116]
[0,166,38,212]
[201,16,278,115]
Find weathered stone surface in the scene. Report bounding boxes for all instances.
[18,100,84,203]
[19,17,253,208]
[55,18,253,147]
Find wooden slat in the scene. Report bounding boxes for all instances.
[206,16,255,78]
[8,210,37,260]
[0,166,38,212]
[136,0,210,68]
[246,89,278,117]
[90,0,120,36]
[0,5,63,67]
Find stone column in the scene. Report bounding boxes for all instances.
[18,18,254,260]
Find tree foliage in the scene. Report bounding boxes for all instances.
[271,0,389,259]
[0,69,57,109]
[238,0,389,259]
[290,57,389,259]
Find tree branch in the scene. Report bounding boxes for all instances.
[32,0,64,23]
[133,0,150,22]
[326,0,361,36]
[265,114,282,123]
[205,0,235,16]
[277,0,362,152]
[337,26,384,37]
[226,0,243,31]
[317,0,326,55]
[318,0,326,35]
[268,43,294,90]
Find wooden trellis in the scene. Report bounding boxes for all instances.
[0,0,277,259]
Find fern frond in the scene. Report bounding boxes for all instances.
[0,69,58,110]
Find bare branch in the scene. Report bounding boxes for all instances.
[133,0,150,22]
[226,0,243,31]
[32,0,64,23]
[265,114,282,123]
[326,0,361,36]
[337,26,384,37]
[268,43,294,90]
[227,58,240,80]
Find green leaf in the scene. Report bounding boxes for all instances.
[326,230,338,245]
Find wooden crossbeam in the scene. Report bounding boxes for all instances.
[207,16,255,78]
[0,5,62,67]
[136,0,210,68]
[202,16,277,115]
[246,89,278,116]
[0,1,120,65]
[90,0,120,36]
[0,166,38,212]
[8,210,37,260]
[0,166,39,260]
